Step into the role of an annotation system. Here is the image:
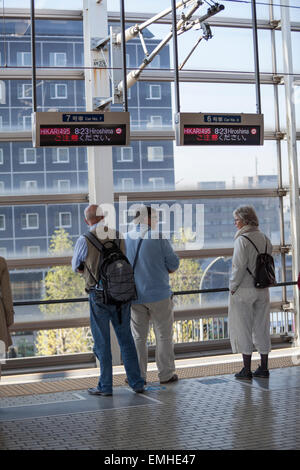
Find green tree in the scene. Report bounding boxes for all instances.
[35,229,93,356]
[170,228,202,308]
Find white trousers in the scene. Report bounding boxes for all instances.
[130,297,175,382]
[228,287,271,355]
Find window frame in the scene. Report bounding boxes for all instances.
[21,213,39,230]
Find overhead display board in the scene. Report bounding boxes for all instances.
[32,112,130,147]
[175,113,264,146]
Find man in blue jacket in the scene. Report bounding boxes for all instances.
[125,205,180,385]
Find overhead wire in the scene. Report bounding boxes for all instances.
[220,0,300,10]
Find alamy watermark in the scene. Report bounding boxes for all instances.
[95,196,204,247]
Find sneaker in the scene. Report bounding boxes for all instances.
[160,374,179,384]
[235,367,253,380]
[253,366,270,378]
[134,388,145,394]
[87,387,112,396]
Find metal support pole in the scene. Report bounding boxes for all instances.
[251,0,262,114]
[30,0,37,113]
[280,0,300,346]
[83,0,121,364]
[171,0,180,115]
[270,0,287,304]
[120,0,128,112]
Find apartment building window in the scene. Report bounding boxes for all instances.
[23,115,32,129]
[21,213,39,229]
[119,147,133,162]
[0,80,5,104]
[121,178,134,191]
[147,146,164,162]
[148,177,165,189]
[0,182,4,193]
[148,116,162,127]
[57,212,72,228]
[16,51,31,66]
[57,180,70,192]
[17,84,32,99]
[49,52,67,67]
[0,215,5,230]
[148,85,161,100]
[0,149,3,164]
[20,149,36,164]
[20,180,38,192]
[24,246,40,256]
[50,83,67,99]
[0,247,7,257]
[0,116,3,129]
[52,148,69,163]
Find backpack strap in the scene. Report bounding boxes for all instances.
[84,231,120,253]
[241,235,259,253]
[132,238,144,270]
[132,228,150,270]
[241,235,259,278]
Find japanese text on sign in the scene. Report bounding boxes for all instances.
[39,125,127,146]
[183,125,260,145]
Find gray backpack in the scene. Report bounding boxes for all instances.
[84,232,143,322]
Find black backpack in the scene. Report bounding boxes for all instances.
[84,232,143,321]
[242,235,276,289]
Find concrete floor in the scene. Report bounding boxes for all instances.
[1,350,300,450]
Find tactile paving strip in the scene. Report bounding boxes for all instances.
[0,391,85,409]
[0,354,296,398]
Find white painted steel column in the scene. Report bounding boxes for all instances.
[83,0,121,364]
[83,0,114,205]
[281,0,300,346]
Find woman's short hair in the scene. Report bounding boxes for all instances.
[233,206,259,226]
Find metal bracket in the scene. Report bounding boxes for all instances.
[279,244,292,254]
[93,97,112,111]
[273,75,284,85]
[277,187,288,197]
[282,302,293,311]
[275,131,285,140]
[91,36,110,51]
[270,19,280,29]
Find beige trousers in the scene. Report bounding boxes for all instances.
[228,287,271,355]
[130,297,175,382]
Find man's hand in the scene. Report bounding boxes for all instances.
[76,263,85,274]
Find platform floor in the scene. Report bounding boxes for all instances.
[1,348,300,450]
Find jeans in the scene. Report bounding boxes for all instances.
[89,291,145,394]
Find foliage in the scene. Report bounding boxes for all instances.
[39,229,86,316]
[35,328,93,356]
[35,229,92,356]
[170,227,202,308]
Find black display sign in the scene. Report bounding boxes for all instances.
[39,124,127,146]
[183,125,261,145]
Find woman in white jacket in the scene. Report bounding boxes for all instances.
[229,206,272,380]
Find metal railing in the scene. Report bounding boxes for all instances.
[12,280,298,309]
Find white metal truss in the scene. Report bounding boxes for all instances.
[92,0,225,108]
